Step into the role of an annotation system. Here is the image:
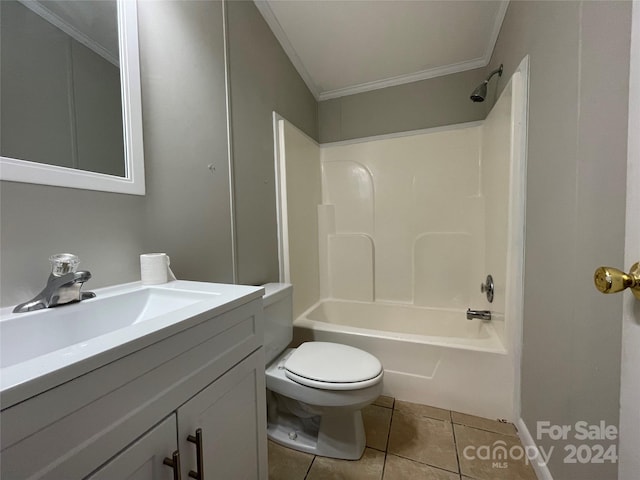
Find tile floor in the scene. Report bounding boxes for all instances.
[268,396,538,480]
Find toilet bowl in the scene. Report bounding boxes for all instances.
[262,283,383,460]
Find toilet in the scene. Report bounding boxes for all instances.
[262,283,383,460]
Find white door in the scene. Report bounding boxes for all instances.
[618,2,640,478]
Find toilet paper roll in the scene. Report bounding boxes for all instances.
[140,253,177,285]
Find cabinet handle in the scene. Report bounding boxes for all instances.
[187,428,204,480]
[163,450,182,480]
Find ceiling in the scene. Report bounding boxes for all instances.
[255,0,509,101]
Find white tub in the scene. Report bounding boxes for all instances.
[293,299,516,421]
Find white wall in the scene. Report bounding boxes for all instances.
[320,125,486,308]
[480,79,515,346]
[316,82,519,353]
[277,119,322,318]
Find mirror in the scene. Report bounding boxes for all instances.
[0,0,144,195]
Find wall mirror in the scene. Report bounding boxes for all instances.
[0,0,145,195]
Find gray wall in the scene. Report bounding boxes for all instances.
[137,0,234,283]
[0,0,317,307]
[318,68,487,143]
[485,2,630,478]
[0,182,146,307]
[226,0,318,286]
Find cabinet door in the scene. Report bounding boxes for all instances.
[86,415,177,480]
[178,349,267,480]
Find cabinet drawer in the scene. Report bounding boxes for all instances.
[1,299,263,480]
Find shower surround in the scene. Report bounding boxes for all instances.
[275,65,527,420]
[319,125,486,310]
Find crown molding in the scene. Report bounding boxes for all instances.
[318,57,488,101]
[18,0,119,66]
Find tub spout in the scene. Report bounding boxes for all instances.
[466,309,491,321]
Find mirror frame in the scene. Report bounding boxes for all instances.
[0,0,145,195]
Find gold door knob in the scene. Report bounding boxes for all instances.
[594,262,640,299]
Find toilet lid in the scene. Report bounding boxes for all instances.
[284,342,383,390]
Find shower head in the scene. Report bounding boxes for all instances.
[470,81,489,103]
[470,64,503,103]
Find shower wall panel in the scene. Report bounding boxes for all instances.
[321,126,485,306]
[279,120,322,317]
[327,233,374,301]
[479,81,514,346]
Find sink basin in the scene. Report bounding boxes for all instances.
[1,288,218,369]
[0,280,263,407]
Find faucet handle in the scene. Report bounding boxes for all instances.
[12,255,94,313]
[480,274,494,303]
[50,253,80,276]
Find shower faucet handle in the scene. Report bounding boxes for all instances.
[480,275,494,303]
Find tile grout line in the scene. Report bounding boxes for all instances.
[450,409,464,480]
[303,455,316,480]
[380,405,397,480]
[451,417,464,479]
[380,449,388,479]
[452,422,518,438]
[388,452,462,476]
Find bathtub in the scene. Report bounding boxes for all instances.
[293,299,516,421]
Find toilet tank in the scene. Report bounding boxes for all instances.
[262,283,293,365]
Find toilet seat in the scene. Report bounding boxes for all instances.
[284,342,383,391]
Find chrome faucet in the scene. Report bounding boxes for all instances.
[466,308,491,321]
[13,254,96,313]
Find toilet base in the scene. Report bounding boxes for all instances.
[267,409,366,460]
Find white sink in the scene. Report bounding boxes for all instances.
[0,280,263,407]
[1,288,218,369]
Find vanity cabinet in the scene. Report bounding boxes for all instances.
[0,296,267,480]
[88,350,265,480]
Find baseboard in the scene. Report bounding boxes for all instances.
[516,418,554,480]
